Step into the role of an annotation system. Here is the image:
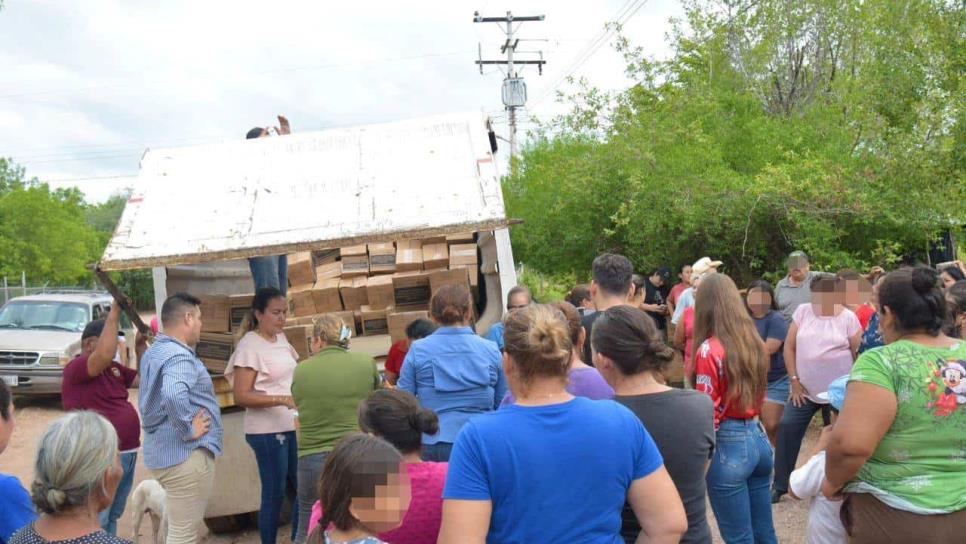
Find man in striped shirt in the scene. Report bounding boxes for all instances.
[139,293,223,544]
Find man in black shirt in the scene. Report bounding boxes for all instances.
[641,267,672,333]
[581,254,634,365]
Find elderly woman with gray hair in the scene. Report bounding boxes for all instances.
[10,411,130,544]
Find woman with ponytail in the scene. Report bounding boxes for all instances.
[10,411,128,544]
[692,273,777,543]
[309,390,446,543]
[225,287,299,544]
[824,267,966,542]
[438,305,686,543]
[292,314,381,544]
[593,305,715,544]
[397,284,506,462]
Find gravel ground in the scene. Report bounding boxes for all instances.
[4,393,816,543]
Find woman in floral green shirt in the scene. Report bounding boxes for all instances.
[824,267,966,543]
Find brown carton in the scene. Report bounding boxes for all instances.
[289,285,317,317]
[392,272,431,311]
[339,276,369,311]
[422,243,449,270]
[196,332,236,373]
[341,244,367,256]
[311,278,343,313]
[446,232,476,243]
[452,264,480,287]
[429,267,470,295]
[368,242,396,274]
[449,244,478,267]
[199,295,230,332]
[396,240,423,272]
[388,310,429,344]
[228,293,254,332]
[366,274,395,310]
[422,235,447,244]
[283,325,313,361]
[288,251,316,286]
[315,261,342,281]
[312,248,340,266]
[341,255,370,277]
[359,306,390,336]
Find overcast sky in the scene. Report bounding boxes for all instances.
[0,0,684,202]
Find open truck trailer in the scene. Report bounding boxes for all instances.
[98,113,517,529]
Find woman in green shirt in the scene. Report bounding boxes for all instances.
[291,314,381,544]
[824,267,966,543]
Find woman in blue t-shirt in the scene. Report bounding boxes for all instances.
[745,280,790,446]
[0,381,36,544]
[438,304,686,543]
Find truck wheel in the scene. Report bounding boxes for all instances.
[204,513,252,534]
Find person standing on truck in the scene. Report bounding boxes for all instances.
[245,115,292,295]
[139,293,223,544]
[400,284,507,462]
[61,301,148,536]
[483,285,532,351]
[225,288,299,544]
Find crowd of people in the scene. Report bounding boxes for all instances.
[1,251,965,544]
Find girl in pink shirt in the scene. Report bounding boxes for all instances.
[309,390,447,544]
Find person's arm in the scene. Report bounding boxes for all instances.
[627,467,688,543]
[849,331,862,361]
[86,302,122,377]
[491,353,509,410]
[784,322,808,407]
[117,336,129,367]
[397,348,417,394]
[160,354,213,441]
[672,320,686,350]
[438,500,491,544]
[232,367,295,408]
[823,381,896,498]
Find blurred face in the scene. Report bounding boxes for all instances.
[0,402,14,454]
[811,285,838,316]
[81,336,98,356]
[349,466,412,533]
[507,292,531,311]
[680,265,692,285]
[942,271,957,289]
[746,288,772,316]
[787,256,810,282]
[255,297,289,335]
[842,278,872,308]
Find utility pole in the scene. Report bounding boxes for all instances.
[474,11,546,160]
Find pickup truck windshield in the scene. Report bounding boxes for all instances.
[0,301,90,332]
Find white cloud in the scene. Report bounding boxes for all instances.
[0,0,684,202]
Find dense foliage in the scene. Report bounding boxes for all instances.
[505,0,965,284]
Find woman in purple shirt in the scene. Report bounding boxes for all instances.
[501,301,613,407]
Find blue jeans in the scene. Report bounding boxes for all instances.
[248,255,288,295]
[773,398,831,495]
[99,451,138,535]
[246,432,299,544]
[421,442,453,462]
[295,452,327,544]
[706,419,777,544]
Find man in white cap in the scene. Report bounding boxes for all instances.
[670,257,723,327]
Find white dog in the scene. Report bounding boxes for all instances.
[130,479,168,544]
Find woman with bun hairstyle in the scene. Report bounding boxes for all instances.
[438,305,686,543]
[398,284,506,463]
[824,267,966,542]
[308,390,446,543]
[593,305,715,544]
[692,273,777,543]
[10,411,129,544]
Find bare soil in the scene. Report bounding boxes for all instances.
[4,393,815,543]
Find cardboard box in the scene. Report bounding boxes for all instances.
[196,332,236,373]
[366,274,395,310]
[396,240,423,272]
[288,251,316,286]
[341,254,370,277]
[392,272,431,311]
[446,232,476,243]
[199,295,230,332]
[283,325,313,361]
[359,306,390,336]
[312,248,340,266]
[422,235,447,245]
[340,276,369,311]
[311,278,343,313]
[388,310,429,343]
[449,244,478,267]
[289,285,317,317]
[429,267,470,295]
[341,244,367,256]
[368,242,396,274]
[314,261,342,281]
[228,294,253,332]
[452,264,480,287]
[422,243,449,270]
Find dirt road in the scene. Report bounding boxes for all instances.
[4,393,813,543]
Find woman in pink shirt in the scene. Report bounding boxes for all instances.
[226,287,299,544]
[772,276,861,503]
[309,389,447,544]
